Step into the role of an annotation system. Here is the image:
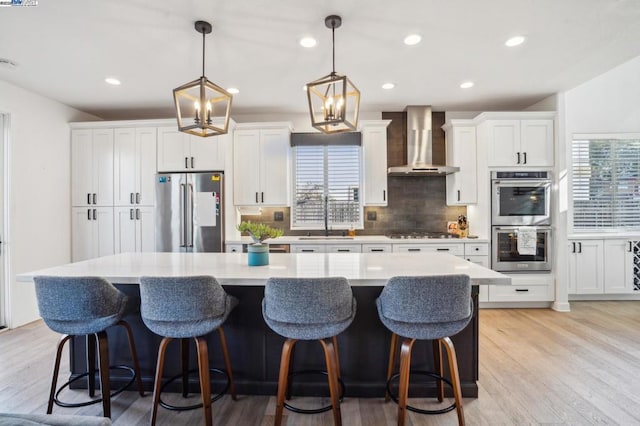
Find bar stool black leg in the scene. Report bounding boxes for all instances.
[181,338,189,397]
[87,334,96,397]
[96,331,111,418]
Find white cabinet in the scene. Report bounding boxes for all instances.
[114,206,155,254]
[488,274,554,302]
[486,119,553,167]
[71,207,114,261]
[71,129,114,206]
[443,122,477,205]
[603,240,637,294]
[157,126,226,172]
[362,120,390,206]
[392,243,464,256]
[568,239,604,294]
[233,125,291,206]
[114,128,157,207]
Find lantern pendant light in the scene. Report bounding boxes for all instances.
[306,15,360,134]
[173,20,232,137]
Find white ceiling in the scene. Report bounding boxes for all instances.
[1,0,639,120]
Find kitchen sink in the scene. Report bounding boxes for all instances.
[299,236,354,240]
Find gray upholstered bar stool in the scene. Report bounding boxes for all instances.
[33,276,145,419]
[376,274,472,426]
[262,277,357,426]
[139,275,238,426]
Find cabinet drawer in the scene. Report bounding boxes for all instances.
[291,244,325,253]
[489,284,553,302]
[362,244,392,253]
[464,243,489,256]
[326,244,362,253]
[393,244,464,256]
[465,255,489,268]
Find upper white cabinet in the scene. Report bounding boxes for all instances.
[114,128,157,206]
[71,129,114,207]
[361,120,390,206]
[485,118,553,167]
[443,121,477,205]
[233,124,291,206]
[157,126,226,172]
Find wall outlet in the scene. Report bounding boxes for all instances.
[274,211,284,221]
[367,211,377,221]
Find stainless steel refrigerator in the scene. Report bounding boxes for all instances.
[155,172,224,252]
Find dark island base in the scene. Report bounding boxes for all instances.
[70,285,479,399]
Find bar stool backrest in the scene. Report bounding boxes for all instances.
[33,276,127,334]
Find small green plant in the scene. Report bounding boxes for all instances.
[237,221,284,244]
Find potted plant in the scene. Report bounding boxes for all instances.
[237,221,284,266]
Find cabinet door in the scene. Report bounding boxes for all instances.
[94,207,115,258]
[603,240,634,294]
[92,129,114,206]
[114,128,137,206]
[233,130,261,205]
[521,120,553,167]
[137,206,156,252]
[363,125,388,206]
[157,127,189,172]
[114,207,137,254]
[136,128,157,206]
[189,134,225,171]
[487,120,520,167]
[259,128,290,206]
[446,126,477,205]
[569,240,604,294]
[71,129,93,206]
[71,207,94,261]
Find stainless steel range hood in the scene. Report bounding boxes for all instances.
[387,106,459,176]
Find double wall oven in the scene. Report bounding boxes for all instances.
[491,171,552,272]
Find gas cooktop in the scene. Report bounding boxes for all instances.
[386,232,460,240]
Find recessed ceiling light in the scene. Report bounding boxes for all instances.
[105,77,121,86]
[505,36,525,47]
[300,37,317,48]
[460,81,474,89]
[227,87,240,94]
[403,34,422,46]
[382,83,395,90]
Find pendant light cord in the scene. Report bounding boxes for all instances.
[331,23,336,76]
[202,30,206,77]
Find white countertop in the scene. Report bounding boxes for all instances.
[227,236,490,245]
[17,252,509,286]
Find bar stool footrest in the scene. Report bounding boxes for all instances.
[54,365,136,408]
[158,368,230,411]
[283,369,345,414]
[386,370,456,415]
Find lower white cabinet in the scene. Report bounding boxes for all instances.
[326,244,362,253]
[291,244,325,253]
[488,274,554,302]
[72,207,114,262]
[392,244,464,256]
[114,206,155,254]
[362,244,392,253]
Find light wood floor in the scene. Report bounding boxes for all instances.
[2,302,640,425]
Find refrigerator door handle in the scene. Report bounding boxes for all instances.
[187,183,194,247]
[179,183,186,247]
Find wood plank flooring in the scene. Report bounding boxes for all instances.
[2,302,640,425]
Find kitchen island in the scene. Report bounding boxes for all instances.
[18,252,510,398]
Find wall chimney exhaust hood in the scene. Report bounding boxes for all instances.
[387,106,459,176]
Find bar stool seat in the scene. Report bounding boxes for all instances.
[377,274,472,426]
[139,275,238,426]
[33,276,145,419]
[263,277,356,426]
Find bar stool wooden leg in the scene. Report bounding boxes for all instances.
[87,334,96,398]
[385,332,399,402]
[432,339,444,402]
[180,338,189,398]
[442,337,465,426]
[118,320,145,396]
[320,338,342,426]
[47,335,71,414]
[195,337,213,426]
[332,335,342,380]
[218,327,237,400]
[397,338,416,426]
[275,338,297,426]
[151,337,172,426]
[96,331,111,418]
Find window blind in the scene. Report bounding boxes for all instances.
[572,137,640,230]
[292,144,362,229]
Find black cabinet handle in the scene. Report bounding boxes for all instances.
[130,208,134,220]
[578,242,582,253]
[408,248,421,252]
[301,249,314,252]
[130,193,134,204]
[523,152,527,164]
[87,193,91,204]
[261,192,264,203]
[92,209,97,220]
[436,248,450,251]
[475,247,479,251]
[457,190,461,202]
[515,288,529,292]
[185,157,188,169]
[517,152,521,164]
[191,157,194,168]
[136,208,140,220]
[87,209,91,220]
[371,249,384,252]
[628,241,633,252]
[383,190,386,202]
[255,192,259,203]
[337,249,350,252]
[93,193,97,204]
[136,192,140,204]
[572,242,576,253]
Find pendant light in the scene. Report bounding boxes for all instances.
[173,20,232,137]
[306,15,360,134]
